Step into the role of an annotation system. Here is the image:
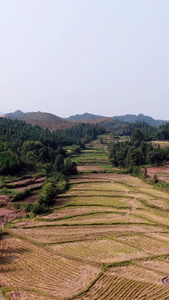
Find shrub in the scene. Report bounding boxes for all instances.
[153,174,158,184]
[24,203,33,212]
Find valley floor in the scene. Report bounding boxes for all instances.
[1,138,169,299]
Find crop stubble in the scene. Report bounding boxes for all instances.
[2,172,169,299]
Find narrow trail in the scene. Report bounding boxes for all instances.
[124,198,138,217]
[110,182,138,217]
[123,190,138,217]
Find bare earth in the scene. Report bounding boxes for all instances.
[147,165,169,182]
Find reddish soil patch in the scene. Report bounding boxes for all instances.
[4,211,24,222]
[0,195,10,205]
[35,176,46,183]
[0,210,24,227]
[148,165,169,175]
[0,195,17,227]
[17,194,38,204]
[8,178,33,186]
[147,165,169,182]
[0,208,14,216]
[15,182,43,192]
[8,176,46,188]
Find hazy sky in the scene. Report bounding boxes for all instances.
[1,1,169,119]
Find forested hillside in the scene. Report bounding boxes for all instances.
[0,118,105,175]
[1,115,169,177]
[7,111,75,131]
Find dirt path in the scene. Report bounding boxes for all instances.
[124,195,137,217]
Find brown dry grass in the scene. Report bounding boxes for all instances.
[109,263,166,286]
[116,234,169,255]
[41,206,123,220]
[78,273,169,300]
[0,236,100,299]
[49,238,147,263]
[3,169,169,299]
[9,224,163,244]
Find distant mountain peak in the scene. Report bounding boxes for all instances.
[5,110,25,117]
[67,112,105,121]
[112,113,167,126]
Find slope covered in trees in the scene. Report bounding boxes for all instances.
[0,118,105,175]
[108,128,169,171]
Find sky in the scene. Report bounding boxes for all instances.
[0,0,169,119]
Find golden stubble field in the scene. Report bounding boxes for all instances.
[2,172,169,299]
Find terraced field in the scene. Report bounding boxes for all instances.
[1,139,169,299]
[0,236,99,299]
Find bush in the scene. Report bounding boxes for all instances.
[152,174,158,184]
[24,203,33,212]
[63,158,77,175]
[32,201,48,214]
[128,166,141,177]
[13,203,21,210]
[40,182,57,204]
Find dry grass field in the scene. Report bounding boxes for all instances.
[1,140,169,299]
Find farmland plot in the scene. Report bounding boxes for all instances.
[2,141,169,299]
[0,235,99,299]
[9,224,163,245]
[49,238,147,263]
[78,259,169,300]
[78,273,169,300]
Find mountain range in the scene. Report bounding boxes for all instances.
[67,112,167,126]
[2,110,168,131]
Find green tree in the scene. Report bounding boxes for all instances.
[53,154,64,172]
[131,129,144,146]
[63,158,77,175]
